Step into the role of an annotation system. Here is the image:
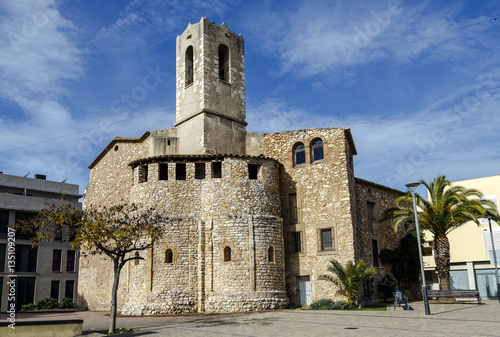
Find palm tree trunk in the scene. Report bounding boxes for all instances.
[433,233,451,290]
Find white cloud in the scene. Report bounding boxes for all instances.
[247,66,500,190]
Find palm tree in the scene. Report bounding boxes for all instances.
[319,259,376,307]
[381,175,498,290]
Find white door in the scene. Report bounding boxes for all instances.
[298,276,311,306]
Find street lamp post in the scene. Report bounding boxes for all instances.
[406,182,431,315]
[487,218,500,303]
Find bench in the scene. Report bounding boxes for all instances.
[426,289,481,304]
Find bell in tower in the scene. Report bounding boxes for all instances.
[175,17,246,155]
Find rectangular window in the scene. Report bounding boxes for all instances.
[195,163,206,179]
[367,201,376,230]
[289,193,298,224]
[320,228,334,251]
[372,239,380,267]
[52,249,62,272]
[139,165,148,183]
[51,280,60,300]
[0,244,5,272]
[16,245,38,272]
[15,212,35,240]
[212,162,222,178]
[66,250,76,272]
[159,163,168,180]
[65,280,75,301]
[248,164,260,180]
[176,163,186,180]
[0,210,9,239]
[288,231,302,253]
[14,277,35,311]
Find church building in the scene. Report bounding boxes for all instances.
[79,17,408,314]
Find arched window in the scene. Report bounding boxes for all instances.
[224,246,231,262]
[185,46,194,86]
[165,249,173,264]
[268,246,274,263]
[311,138,324,162]
[218,44,229,82]
[293,142,306,166]
[134,252,140,265]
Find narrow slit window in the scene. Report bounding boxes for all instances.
[134,252,140,265]
[176,163,186,180]
[212,162,222,178]
[218,44,229,81]
[195,163,206,179]
[268,246,274,262]
[185,46,194,86]
[289,193,298,224]
[159,163,168,181]
[165,249,173,264]
[248,164,260,180]
[224,246,232,262]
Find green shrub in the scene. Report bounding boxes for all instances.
[310,299,336,310]
[37,298,59,309]
[377,275,397,302]
[21,303,36,311]
[332,300,350,310]
[61,297,75,309]
[310,299,351,310]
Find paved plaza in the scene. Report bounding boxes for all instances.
[3,301,500,336]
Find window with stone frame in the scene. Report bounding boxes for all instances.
[134,252,140,265]
[318,228,334,251]
[159,163,168,180]
[176,163,186,180]
[248,164,260,180]
[138,165,148,183]
[289,193,298,224]
[212,161,222,178]
[195,163,206,179]
[218,44,230,82]
[185,45,194,86]
[268,246,274,262]
[310,138,324,162]
[165,249,173,263]
[367,201,376,231]
[288,231,303,253]
[224,246,232,262]
[293,142,306,166]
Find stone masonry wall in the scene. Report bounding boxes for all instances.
[262,128,358,306]
[84,155,287,314]
[354,179,414,302]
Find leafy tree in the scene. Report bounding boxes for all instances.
[319,259,376,307]
[379,232,421,294]
[18,202,166,334]
[381,175,498,290]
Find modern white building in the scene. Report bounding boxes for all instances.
[423,175,500,298]
[0,172,81,311]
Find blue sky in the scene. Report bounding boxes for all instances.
[0,0,499,194]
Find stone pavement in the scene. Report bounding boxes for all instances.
[3,301,500,336]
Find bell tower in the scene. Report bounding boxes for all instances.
[175,17,246,155]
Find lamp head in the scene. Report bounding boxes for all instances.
[405,182,421,194]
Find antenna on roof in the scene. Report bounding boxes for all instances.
[24,172,30,177]
[61,178,67,183]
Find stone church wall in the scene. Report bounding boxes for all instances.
[262,127,359,306]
